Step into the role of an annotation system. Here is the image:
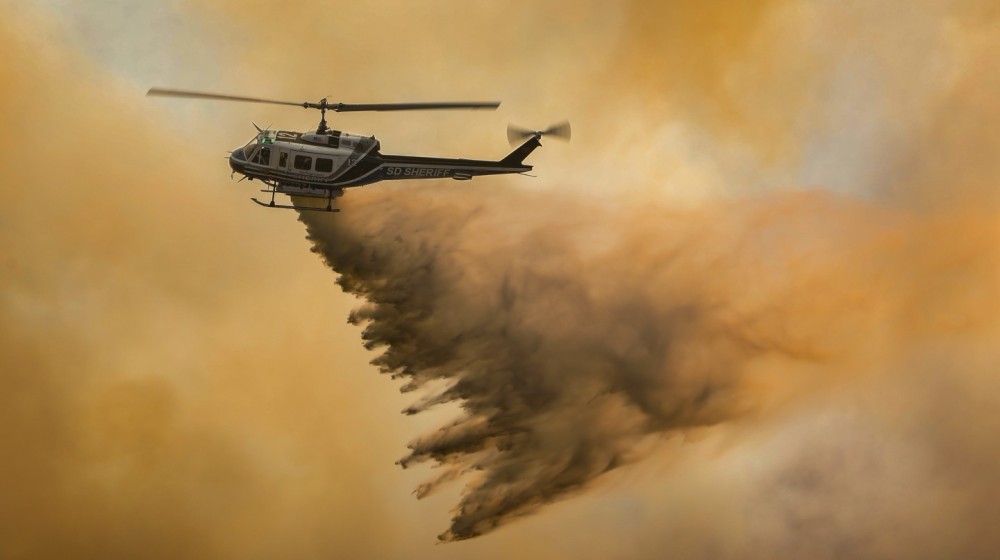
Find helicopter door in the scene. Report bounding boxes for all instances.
[252,146,273,167]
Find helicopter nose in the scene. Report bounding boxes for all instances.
[229,147,246,173]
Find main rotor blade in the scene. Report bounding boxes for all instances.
[331,101,500,112]
[147,87,304,107]
[149,88,501,113]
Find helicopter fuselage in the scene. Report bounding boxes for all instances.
[229,128,538,201]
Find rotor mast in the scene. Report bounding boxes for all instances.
[311,98,331,134]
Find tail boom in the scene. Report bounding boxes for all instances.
[379,136,540,182]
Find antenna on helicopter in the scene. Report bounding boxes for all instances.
[146,88,501,134]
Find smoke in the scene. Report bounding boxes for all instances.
[297,182,1000,540]
[0,11,419,559]
[4,0,1000,557]
[282,5,1000,543]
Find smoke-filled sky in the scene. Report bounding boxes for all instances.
[2,1,999,558]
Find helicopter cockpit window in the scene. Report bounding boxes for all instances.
[257,147,271,166]
[242,138,258,161]
[293,155,312,170]
[315,158,334,173]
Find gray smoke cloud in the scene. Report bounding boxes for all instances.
[295,184,991,541]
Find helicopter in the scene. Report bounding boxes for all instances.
[147,88,570,212]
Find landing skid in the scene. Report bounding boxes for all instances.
[250,198,340,212]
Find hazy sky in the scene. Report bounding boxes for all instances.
[2,1,999,558]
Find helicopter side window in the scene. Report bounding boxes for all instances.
[293,155,313,170]
[315,158,334,173]
[257,147,271,166]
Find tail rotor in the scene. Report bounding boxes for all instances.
[507,120,571,145]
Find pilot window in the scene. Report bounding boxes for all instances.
[278,151,288,168]
[241,136,259,161]
[257,147,271,165]
[315,158,334,173]
[293,155,312,170]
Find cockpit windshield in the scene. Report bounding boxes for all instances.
[242,136,259,161]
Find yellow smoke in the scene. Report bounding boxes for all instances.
[1,0,999,557]
[0,13,410,559]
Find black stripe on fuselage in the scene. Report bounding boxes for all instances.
[381,154,529,169]
[378,155,529,182]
